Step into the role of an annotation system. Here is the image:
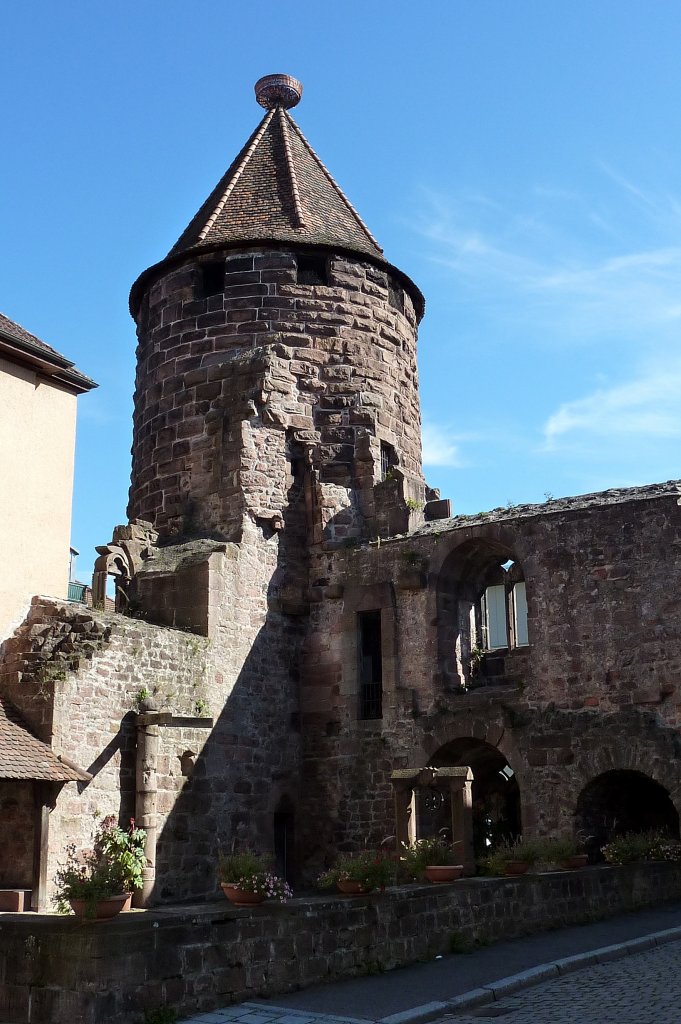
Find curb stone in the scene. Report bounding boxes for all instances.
[381,927,681,1023]
[179,928,681,1024]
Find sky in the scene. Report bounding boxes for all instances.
[3,1,681,579]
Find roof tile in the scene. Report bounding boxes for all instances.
[0,698,86,782]
[168,107,383,261]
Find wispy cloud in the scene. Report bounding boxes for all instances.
[542,360,681,450]
[414,170,681,343]
[422,422,465,467]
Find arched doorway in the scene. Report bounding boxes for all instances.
[429,739,521,858]
[575,770,680,861]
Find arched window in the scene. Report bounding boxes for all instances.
[437,538,530,691]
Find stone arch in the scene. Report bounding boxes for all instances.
[436,535,530,691]
[570,724,681,824]
[575,769,680,860]
[92,521,158,612]
[426,734,521,858]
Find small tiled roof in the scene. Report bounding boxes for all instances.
[0,312,96,394]
[0,698,88,782]
[168,107,384,261]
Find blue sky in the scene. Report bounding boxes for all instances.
[3,2,681,578]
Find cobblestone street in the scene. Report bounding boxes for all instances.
[437,938,681,1024]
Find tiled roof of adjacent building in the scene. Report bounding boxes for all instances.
[168,106,384,261]
[0,312,96,394]
[0,697,90,782]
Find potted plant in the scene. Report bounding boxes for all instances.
[403,838,464,883]
[54,845,129,920]
[53,815,147,919]
[218,851,292,906]
[317,850,396,894]
[601,829,681,865]
[481,837,544,877]
[544,834,589,870]
[94,815,147,908]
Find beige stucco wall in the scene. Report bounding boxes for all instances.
[0,356,78,640]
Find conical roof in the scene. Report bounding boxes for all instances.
[168,105,383,261]
[130,75,424,319]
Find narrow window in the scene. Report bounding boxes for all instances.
[358,610,382,719]
[387,280,404,313]
[513,582,529,647]
[380,441,397,481]
[296,253,328,286]
[483,585,508,650]
[199,261,224,297]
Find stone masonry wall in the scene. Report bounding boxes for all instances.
[145,517,304,902]
[0,864,679,1024]
[0,779,34,888]
[128,247,424,541]
[300,484,681,866]
[0,598,211,904]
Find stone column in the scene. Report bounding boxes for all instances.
[390,770,419,850]
[135,704,160,906]
[438,767,475,875]
[31,781,58,912]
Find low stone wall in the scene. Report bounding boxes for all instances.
[1,864,680,1024]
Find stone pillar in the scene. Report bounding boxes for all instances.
[438,767,475,876]
[391,770,419,850]
[31,781,58,912]
[135,705,160,906]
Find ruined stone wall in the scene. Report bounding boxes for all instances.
[1,863,679,1024]
[300,485,681,864]
[137,518,304,902]
[128,247,424,541]
[0,598,213,903]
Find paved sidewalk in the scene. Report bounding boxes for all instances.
[178,901,681,1024]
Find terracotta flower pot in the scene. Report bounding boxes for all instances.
[560,854,588,870]
[336,879,367,895]
[220,883,265,906]
[503,860,530,876]
[69,894,129,920]
[424,865,464,884]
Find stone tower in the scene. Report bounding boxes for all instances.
[128,74,426,554]
[104,76,430,890]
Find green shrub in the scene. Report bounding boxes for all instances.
[317,851,400,891]
[218,851,270,883]
[601,830,681,865]
[479,836,547,876]
[403,838,462,878]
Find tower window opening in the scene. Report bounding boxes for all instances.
[199,261,224,297]
[358,610,382,720]
[387,280,404,313]
[380,441,397,481]
[296,253,328,286]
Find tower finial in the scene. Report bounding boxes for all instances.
[255,74,303,110]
